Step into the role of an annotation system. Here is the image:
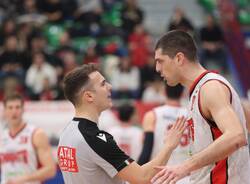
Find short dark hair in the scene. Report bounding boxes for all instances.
[165,84,184,99]
[3,93,24,106]
[63,64,98,106]
[118,104,135,122]
[155,30,198,61]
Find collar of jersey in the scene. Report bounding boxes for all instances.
[73,117,98,127]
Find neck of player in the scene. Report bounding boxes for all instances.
[180,63,206,90]
[9,121,26,136]
[75,106,100,123]
[166,99,181,107]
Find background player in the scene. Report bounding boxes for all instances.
[108,103,143,161]
[0,93,56,184]
[138,84,190,184]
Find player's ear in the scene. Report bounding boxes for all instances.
[175,52,185,66]
[83,91,94,102]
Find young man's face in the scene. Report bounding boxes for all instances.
[4,99,24,126]
[88,71,113,111]
[155,48,180,86]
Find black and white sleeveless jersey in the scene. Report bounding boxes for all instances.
[57,117,134,184]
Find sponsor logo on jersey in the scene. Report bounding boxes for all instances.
[0,150,28,164]
[97,133,107,142]
[58,146,78,172]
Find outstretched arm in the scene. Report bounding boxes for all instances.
[117,116,186,184]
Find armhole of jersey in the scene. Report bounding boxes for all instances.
[198,79,232,128]
[31,128,42,169]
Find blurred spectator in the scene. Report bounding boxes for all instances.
[74,0,102,25]
[168,6,194,33]
[83,45,100,64]
[0,35,27,81]
[28,31,48,54]
[17,0,47,25]
[16,23,33,52]
[199,14,228,73]
[0,76,25,101]
[110,56,140,99]
[140,57,159,94]
[0,0,19,18]
[37,0,64,23]
[108,103,143,161]
[121,0,144,38]
[128,24,151,68]
[58,31,72,48]
[56,31,75,59]
[60,0,77,19]
[101,54,120,81]
[58,49,78,75]
[39,77,64,100]
[25,51,57,100]
[142,76,166,104]
[0,18,16,47]
[28,31,64,77]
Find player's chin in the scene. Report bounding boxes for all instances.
[108,101,113,108]
[167,80,178,87]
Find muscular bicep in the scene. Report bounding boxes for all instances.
[33,129,55,169]
[200,81,243,133]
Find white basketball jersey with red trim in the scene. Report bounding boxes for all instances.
[0,124,40,184]
[108,125,143,161]
[188,71,250,184]
[151,105,190,184]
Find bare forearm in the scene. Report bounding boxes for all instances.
[184,132,247,173]
[140,145,174,181]
[23,164,56,182]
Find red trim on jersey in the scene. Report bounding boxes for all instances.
[189,70,210,97]
[210,127,228,184]
[198,79,233,128]
[9,123,27,139]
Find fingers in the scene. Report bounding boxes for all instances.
[151,167,167,183]
[173,116,186,131]
[161,172,176,184]
[154,171,171,184]
[179,117,188,133]
[171,117,179,129]
[169,177,178,184]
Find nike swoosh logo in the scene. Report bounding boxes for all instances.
[97,134,107,142]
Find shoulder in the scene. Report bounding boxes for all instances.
[200,80,231,100]
[142,110,156,131]
[199,80,232,112]
[32,128,50,149]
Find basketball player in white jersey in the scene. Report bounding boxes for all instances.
[138,84,189,184]
[0,93,56,184]
[108,103,143,161]
[151,30,250,184]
